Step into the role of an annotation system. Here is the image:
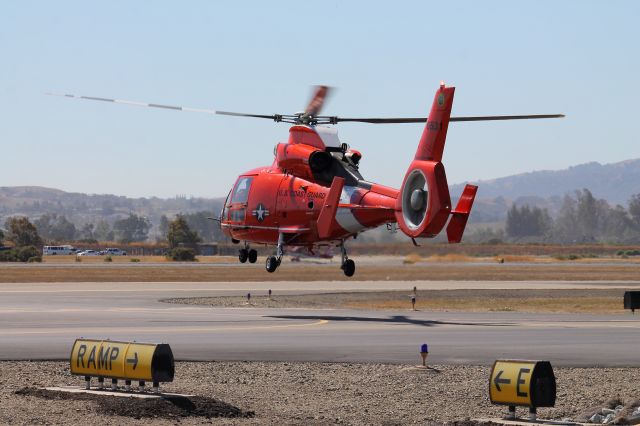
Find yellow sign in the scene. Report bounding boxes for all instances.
[69,339,174,383]
[489,360,535,406]
[489,360,556,408]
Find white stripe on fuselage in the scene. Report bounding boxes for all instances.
[335,186,366,233]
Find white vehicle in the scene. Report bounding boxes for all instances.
[43,245,76,256]
[77,250,100,256]
[104,248,127,256]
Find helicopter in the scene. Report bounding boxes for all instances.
[49,83,563,276]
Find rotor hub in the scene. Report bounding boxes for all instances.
[410,188,426,211]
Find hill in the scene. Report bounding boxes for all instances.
[452,158,640,207]
[2,159,639,236]
[0,186,224,238]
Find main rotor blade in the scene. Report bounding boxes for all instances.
[45,92,218,115]
[215,111,282,121]
[304,85,330,117]
[450,114,565,122]
[331,114,565,124]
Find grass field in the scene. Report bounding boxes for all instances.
[1,258,639,282]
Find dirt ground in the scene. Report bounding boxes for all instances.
[164,288,633,314]
[1,260,639,283]
[1,361,639,425]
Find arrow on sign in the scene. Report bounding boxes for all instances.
[126,352,138,370]
[494,370,511,391]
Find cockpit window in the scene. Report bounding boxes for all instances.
[231,177,253,203]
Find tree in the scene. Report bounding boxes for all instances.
[94,220,114,242]
[574,189,599,240]
[34,214,77,242]
[167,215,201,249]
[603,205,635,242]
[4,217,43,247]
[506,204,552,239]
[182,211,225,242]
[113,214,151,243]
[629,194,640,230]
[77,223,98,243]
[0,228,4,246]
[158,215,170,242]
[553,195,580,243]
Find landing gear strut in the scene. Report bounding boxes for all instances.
[239,244,258,264]
[266,233,284,273]
[340,241,355,277]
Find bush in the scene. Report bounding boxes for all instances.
[27,256,42,263]
[16,246,39,262]
[130,258,141,263]
[166,247,196,261]
[104,255,112,262]
[0,246,39,262]
[0,250,16,262]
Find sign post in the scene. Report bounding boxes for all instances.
[489,359,556,420]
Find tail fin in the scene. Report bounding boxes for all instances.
[395,83,455,238]
[446,184,478,243]
[415,82,455,162]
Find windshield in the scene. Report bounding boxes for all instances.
[231,177,253,203]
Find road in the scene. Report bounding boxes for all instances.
[1,280,639,366]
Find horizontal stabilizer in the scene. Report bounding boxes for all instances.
[317,177,345,239]
[446,184,478,243]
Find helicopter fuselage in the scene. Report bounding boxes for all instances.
[220,125,398,248]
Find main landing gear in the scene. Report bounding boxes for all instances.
[265,233,285,273]
[238,244,258,264]
[340,242,355,277]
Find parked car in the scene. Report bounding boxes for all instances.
[104,248,127,256]
[77,250,100,256]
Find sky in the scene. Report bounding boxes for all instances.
[1,1,639,198]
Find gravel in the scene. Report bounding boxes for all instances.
[2,361,639,425]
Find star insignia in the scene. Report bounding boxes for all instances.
[252,203,270,222]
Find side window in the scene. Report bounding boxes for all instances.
[231,177,253,204]
[230,208,245,222]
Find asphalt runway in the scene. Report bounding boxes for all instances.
[2,280,640,367]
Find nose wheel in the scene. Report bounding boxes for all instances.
[239,246,258,264]
[339,241,356,277]
[341,258,355,277]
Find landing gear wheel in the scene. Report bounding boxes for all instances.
[266,256,279,273]
[342,259,355,277]
[238,249,249,263]
[248,249,258,264]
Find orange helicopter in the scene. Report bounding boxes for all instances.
[50,83,563,276]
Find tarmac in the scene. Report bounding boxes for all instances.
[1,280,640,366]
